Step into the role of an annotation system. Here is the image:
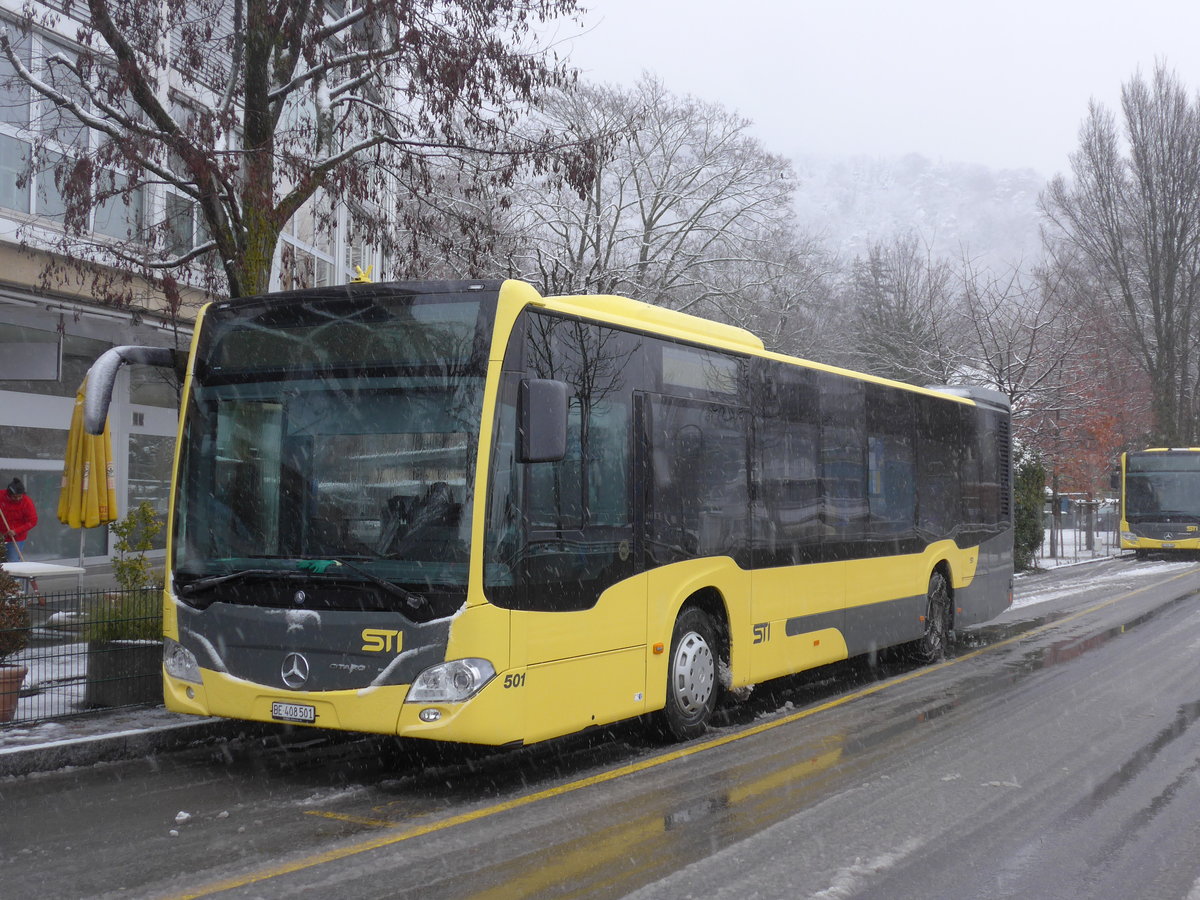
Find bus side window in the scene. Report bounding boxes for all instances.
[647,396,747,565]
[866,385,915,542]
[917,395,964,538]
[484,313,640,611]
[819,374,867,547]
[752,362,821,566]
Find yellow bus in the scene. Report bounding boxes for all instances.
[83,279,1013,744]
[1119,449,1200,557]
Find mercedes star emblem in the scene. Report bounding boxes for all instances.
[281,652,310,689]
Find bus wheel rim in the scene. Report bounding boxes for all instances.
[672,631,715,714]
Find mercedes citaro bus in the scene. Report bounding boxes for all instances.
[1119,448,1200,557]
[81,279,1013,745]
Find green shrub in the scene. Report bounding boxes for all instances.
[110,502,164,592]
[84,589,162,643]
[0,567,30,662]
[1014,450,1046,571]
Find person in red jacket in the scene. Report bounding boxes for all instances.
[0,477,37,563]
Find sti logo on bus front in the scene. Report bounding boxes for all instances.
[361,629,403,653]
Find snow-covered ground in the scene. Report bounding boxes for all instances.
[1012,559,1192,610]
[1017,523,1200,611]
[1035,524,1119,569]
[8,641,89,723]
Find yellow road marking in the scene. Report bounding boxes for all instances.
[170,565,1199,899]
[302,810,397,828]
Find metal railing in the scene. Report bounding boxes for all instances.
[1037,519,1121,566]
[1,588,163,726]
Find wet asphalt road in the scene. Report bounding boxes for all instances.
[3,556,1200,899]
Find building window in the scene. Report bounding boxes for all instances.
[0,328,111,398]
[93,168,145,240]
[279,192,335,290]
[128,433,173,550]
[0,30,144,240]
[0,25,29,127]
[0,133,31,213]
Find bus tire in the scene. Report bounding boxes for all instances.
[911,570,951,664]
[658,607,720,741]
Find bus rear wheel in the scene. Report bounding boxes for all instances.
[911,571,951,664]
[658,607,720,741]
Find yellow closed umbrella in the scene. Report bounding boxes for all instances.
[58,377,118,530]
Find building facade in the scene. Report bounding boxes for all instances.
[1,1,380,564]
[0,289,184,564]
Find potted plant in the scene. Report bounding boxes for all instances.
[0,566,30,723]
[84,503,165,708]
[83,590,163,707]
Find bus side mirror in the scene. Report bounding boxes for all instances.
[84,345,180,434]
[519,379,568,463]
[1110,468,1121,491]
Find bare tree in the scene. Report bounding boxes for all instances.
[511,74,799,310]
[1041,63,1200,444]
[0,0,584,305]
[699,221,838,358]
[839,232,966,385]
[957,257,1088,422]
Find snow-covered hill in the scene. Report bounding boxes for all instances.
[792,152,1048,271]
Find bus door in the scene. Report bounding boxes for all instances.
[747,364,847,682]
[636,391,752,667]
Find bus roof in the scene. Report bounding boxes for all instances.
[537,289,993,408]
[540,292,766,353]
[197,280,1004,410]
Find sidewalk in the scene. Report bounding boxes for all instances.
[0,704,252,778]
[3,562,296,777]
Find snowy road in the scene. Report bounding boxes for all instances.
[3,556,1200,899]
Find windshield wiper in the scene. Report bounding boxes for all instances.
[178,560,430,617]
[319,557,430,616]
[179,568,289,596]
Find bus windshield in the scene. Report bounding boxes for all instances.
[1125,453,1200,522]
[171,286,494,609]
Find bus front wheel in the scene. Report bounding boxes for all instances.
[911,571,951,664]
[659,607,720,741]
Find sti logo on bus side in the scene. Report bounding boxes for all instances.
[361,629,403,653]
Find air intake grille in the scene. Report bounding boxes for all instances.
[997,417,1012,520]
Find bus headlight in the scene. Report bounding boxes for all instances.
[406,659,495,703]
[1121,532,1138,544]
[164,637,203,684]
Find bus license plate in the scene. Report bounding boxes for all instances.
[1162,542,1176,549]
[271,702,316,723]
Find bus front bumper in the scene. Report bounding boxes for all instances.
[1121,532,1200,551]
[163,667,527,746]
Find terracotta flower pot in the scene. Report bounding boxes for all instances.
[0,663,28,723]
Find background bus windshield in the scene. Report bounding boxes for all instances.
[1125,453,1200,521]
[172,288,492,600]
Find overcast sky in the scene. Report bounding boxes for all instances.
[560,0,1200,177]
